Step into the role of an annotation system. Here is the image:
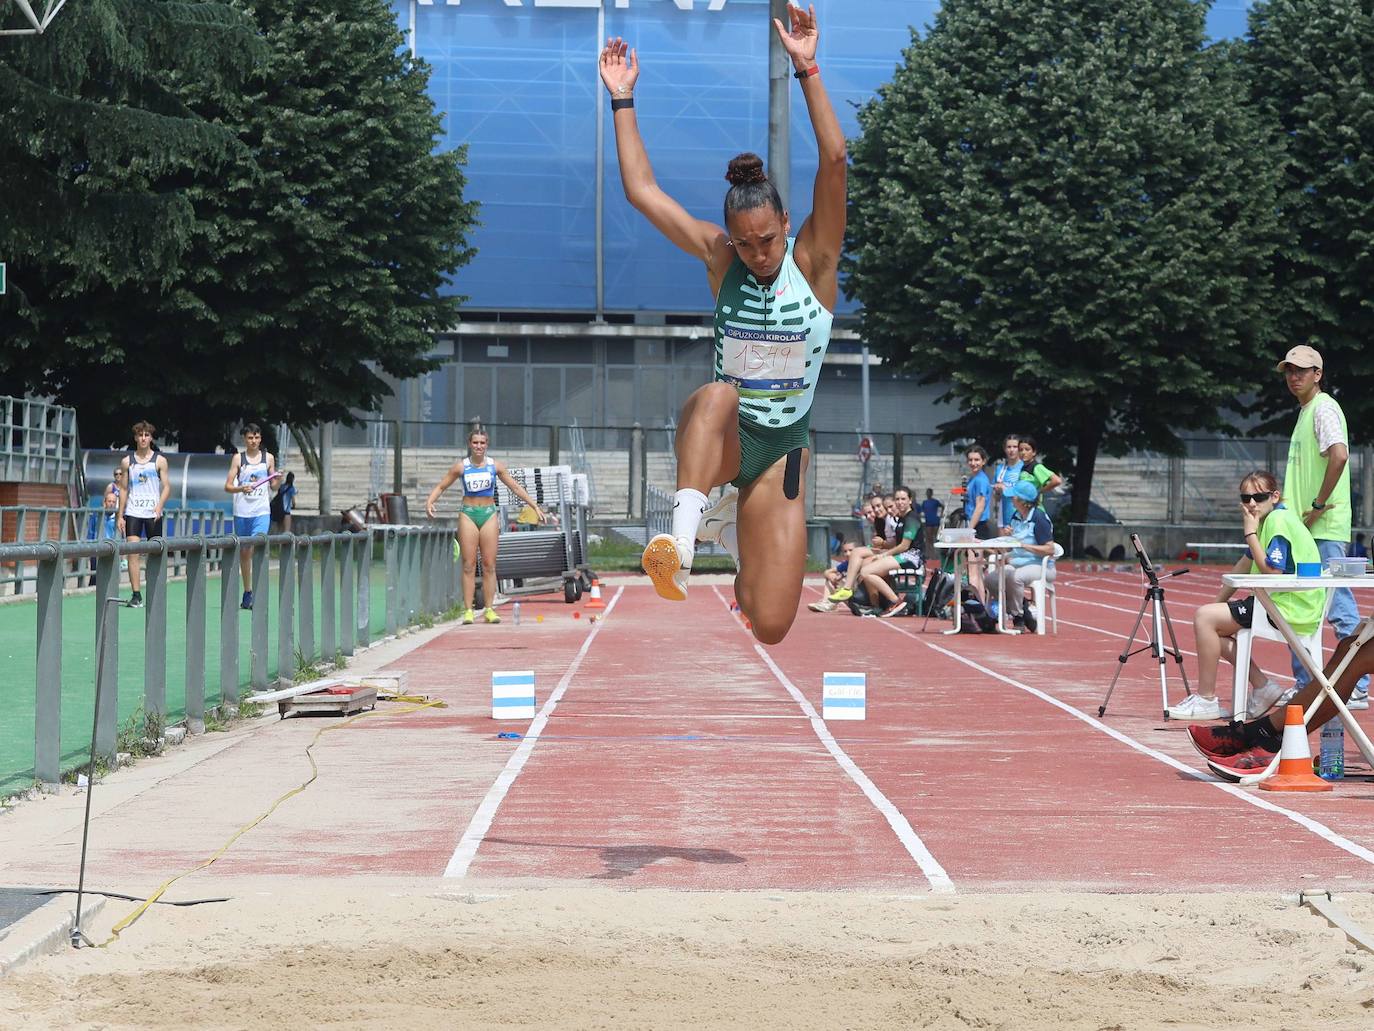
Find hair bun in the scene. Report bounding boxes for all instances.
[725,152,767,187]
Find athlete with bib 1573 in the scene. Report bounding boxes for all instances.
[600,3,845,645]
[426,427,548,627]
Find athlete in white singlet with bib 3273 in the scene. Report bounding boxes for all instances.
[116,419,171,609]
[600,3,846,645]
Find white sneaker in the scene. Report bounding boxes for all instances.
[1348,690,1369,711]
[697,490,741,569]
[642,533,692,601]
[1167,693,1230,721]
[808,598,838,612]
[696,490,738,543]
[1246,680,1297,720]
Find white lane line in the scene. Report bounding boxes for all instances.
[552,713,811,720]
[1052,597,1297,683]
[444,586,623,878]
[875,620,1374,869]
[714,587,955,894]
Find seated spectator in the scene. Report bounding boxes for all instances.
[856,486,925,617]
[1167,470,1324,722]
[828,486,920,606]
[879,493,898,546]
[919,488,944,558]
[1190,630,1374,775]
[810,540,856,612]
[1016,436,1063,507]
[997,480,1056,631]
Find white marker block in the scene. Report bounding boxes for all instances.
[491,670,536,720]
[822,672,866,721]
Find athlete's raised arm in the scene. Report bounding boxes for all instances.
[776,4,846,310]
[600,38,729,276]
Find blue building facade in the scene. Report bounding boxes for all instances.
[369,1,1253,440]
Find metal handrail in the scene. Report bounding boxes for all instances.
[5,526,459,787]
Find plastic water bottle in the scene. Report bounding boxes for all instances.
[1318,718,1344,780]
[512,602,521,626]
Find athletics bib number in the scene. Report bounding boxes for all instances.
[464,469,493,493]
[721,328,808,396]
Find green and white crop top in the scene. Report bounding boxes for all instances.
[713,237,834,429]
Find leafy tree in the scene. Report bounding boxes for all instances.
[1244,0,1374,442]
[2,0,476,451]
[0,0,261,365]
[845,0,1284,522]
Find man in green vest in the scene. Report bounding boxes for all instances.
[1279,344,1367,706]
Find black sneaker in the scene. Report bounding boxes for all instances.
[127,591,144,609]
[1022,608,1037,633]
[1011,614,1026,629]
[240,590,254,611]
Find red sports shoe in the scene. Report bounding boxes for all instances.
[1204,746,1278,783]
[1187,722,1249,761]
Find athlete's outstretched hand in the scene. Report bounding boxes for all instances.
[599,37,639,99]
[772,3,818,66]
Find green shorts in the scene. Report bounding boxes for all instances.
[460,504,499,529]
[732,415,811,488]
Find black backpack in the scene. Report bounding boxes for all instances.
[959,589,998,634]
[923,570,956,619]
[269,488,286,521]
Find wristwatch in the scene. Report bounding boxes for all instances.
[1311,499,1327,510]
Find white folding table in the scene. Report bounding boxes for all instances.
[934,537,1021,635]
[1220,573,1374,785]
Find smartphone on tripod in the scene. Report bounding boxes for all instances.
[1131,533,1160,588]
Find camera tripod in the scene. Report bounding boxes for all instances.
[1098,535,1192,719]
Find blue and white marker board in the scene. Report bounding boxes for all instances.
[822,672,866,721]
[491,670,536,720]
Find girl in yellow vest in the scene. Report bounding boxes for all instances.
[1168,470,1324,721]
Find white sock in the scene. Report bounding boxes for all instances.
[671,488,709,544]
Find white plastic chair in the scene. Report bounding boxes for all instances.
[1231,589,1334,719]
[1030,543,1064,635]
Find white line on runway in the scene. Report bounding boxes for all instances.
[876,619,1374,869]
[444,587,623,878]
[714,587,955,894]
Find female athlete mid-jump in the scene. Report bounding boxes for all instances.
[601,3,845,645]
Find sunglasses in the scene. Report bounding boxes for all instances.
[1239,491,1274,504]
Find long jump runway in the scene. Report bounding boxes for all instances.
[396,571,1374,894]
[5,569,1374,898]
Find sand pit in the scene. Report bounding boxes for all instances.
[2,882,1372,1029]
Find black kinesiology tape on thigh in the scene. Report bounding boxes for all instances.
[783,447,802,501]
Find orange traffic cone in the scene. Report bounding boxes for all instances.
[1259,704,1333,792]
[584,577,605,610]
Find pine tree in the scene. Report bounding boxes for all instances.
[845,0,1284,521]
[2,0,476,449]
[1244,0,1374,441]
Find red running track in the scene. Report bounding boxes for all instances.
[349,568,1374,894]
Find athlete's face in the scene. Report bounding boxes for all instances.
[468,435,488,459]
[966,451,985,474]
[244,432,261,452]
[727,206,790,283]
[1003,438,1020,463]
[134,430,152,449]
[894,490,912,514]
